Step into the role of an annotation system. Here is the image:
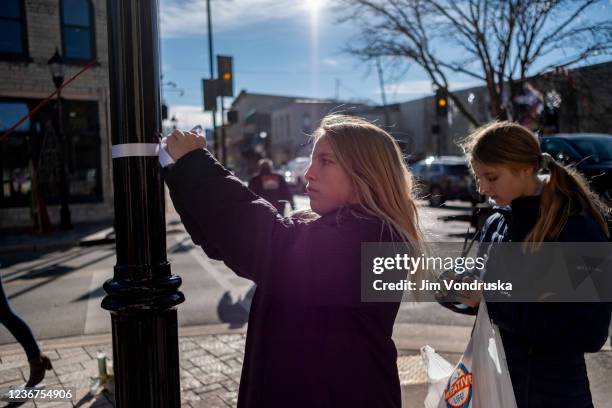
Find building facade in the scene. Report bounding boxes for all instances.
[228,91,419,176]
[401,61,612,159]
[0,0,112,229]
[225,63,612,177]
[225,91,296,177]
[528,61,612,135]
[270,99,339,164]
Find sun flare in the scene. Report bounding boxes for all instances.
[308,0,323,13]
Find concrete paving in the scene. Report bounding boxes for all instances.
[0,323,609,407]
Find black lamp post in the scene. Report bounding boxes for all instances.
[102,0,184,406]
[47,48,72,230]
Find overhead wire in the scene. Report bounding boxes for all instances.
[0,59,97,142]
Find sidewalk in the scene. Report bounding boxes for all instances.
[0,188,180,255]
[0,323,467,408]
[1,322,610,408]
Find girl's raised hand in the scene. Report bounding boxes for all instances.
[166,129,207,162]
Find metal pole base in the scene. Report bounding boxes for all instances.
[102,273,184,408]
[109,309,182,408]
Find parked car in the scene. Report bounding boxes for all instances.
[281,157,310,194]
[411,156,481,207]
[540,133,612,205]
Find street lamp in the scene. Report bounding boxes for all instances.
[48,49,65,89]
[102,1,184,406]
[47,48,72,230]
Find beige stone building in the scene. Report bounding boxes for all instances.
[270,99,339,164]
[227,91,416,176]
[0,0,112,228]
[225,91,296,176]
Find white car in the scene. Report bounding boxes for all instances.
[282,157,310,194]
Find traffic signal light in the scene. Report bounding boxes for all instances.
[435,88,448,116]
[217,55,233,97]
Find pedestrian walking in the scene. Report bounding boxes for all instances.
[163,114,425,408]
[248,158,295,215]
[449,120,611,408]
[0,277,52,387]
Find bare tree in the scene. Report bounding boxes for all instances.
[337,0,612,126]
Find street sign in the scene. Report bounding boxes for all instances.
[227,110,238,124]
[202,79,218,111]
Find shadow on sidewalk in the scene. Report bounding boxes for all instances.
[217,286,255,329]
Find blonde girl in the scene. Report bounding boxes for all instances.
[164,114,424,408]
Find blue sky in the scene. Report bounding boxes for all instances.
[158,0,612,130]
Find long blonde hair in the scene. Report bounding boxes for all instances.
[313,114,426,275]
[462,121,610,248]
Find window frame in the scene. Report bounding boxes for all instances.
[59,0,96,64]
[0,0,30,61]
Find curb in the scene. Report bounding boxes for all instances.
[0,222,188,254]
[0,323,247,355]
[0,322,469,354]
[0,321,608,360]
[0,226,115,255]
[0,241,77,255]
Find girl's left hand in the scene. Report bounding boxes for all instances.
[457,275,482,307]
[166,129,207,161]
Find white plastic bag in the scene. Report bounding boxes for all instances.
[421,301,517,408]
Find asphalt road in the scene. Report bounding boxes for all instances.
[0,197,477,343]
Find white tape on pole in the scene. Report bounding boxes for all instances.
[111,143,159,159]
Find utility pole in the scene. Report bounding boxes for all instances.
[375,57,390,127]
[335,78,340,100]
[206,0,218,158]
[103,1,184,406]
[220,95,226,165]
[217,55,234,166]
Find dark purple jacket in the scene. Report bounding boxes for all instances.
[165,149,403,408]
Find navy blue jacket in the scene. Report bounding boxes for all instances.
[248,171,294,213]
[165,149,403,408]
[471,195,611,408]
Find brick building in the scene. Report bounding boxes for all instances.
[0,0,112,229]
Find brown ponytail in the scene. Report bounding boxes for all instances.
[462,121,610,248]
[527,158,610,247]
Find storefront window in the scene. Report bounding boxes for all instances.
[0,98,102,208]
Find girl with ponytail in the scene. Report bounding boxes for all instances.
[457,121,611,408]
